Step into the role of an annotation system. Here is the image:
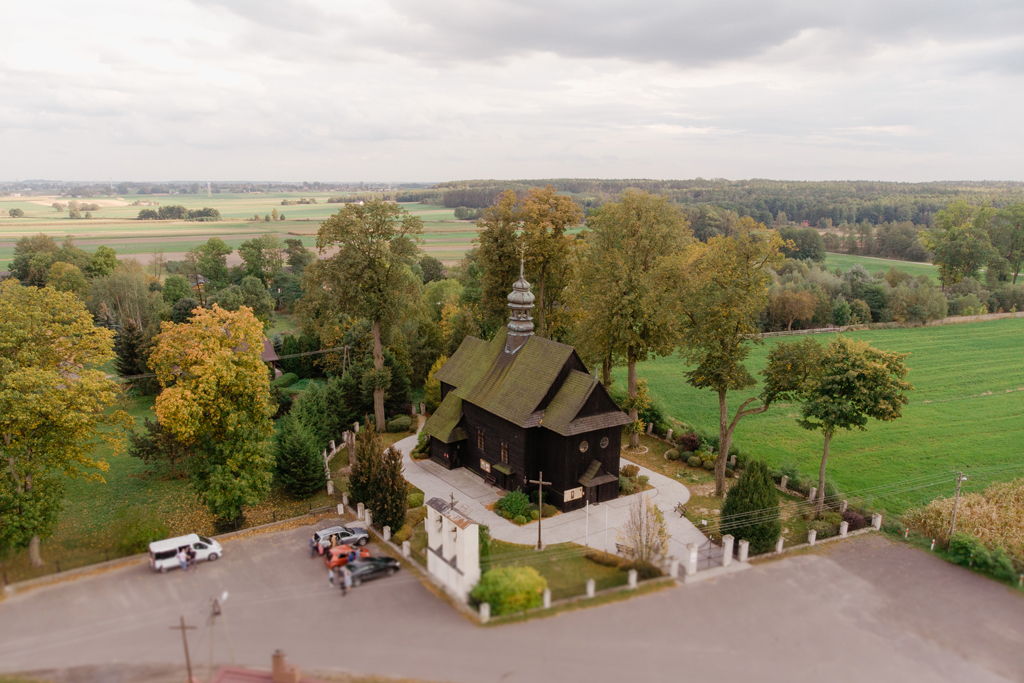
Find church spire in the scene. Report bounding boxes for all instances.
[505,258,534,353]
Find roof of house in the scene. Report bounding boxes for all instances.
[424,327,629,437]
[261,338,279,363]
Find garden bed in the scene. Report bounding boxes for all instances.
[485,540,628,600]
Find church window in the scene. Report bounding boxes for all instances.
[579,439,589,453]
[600,436,609,449]
[500,442,509,464]
[476,428,485,450]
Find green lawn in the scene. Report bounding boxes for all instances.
[824,252,939,282]
[485,540,628,600]
[616,317,1024,517]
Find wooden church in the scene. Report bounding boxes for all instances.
[422,266,631,511]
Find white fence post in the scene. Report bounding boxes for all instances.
[808,529,817,546]
[871,513,882,530]
[543,588,551,609]
[586,578,596,598]
[686,544,698,575]
[839,521,849,537]
[775,536,784,554]
[628,569,638,589]
[737,540,749,562]
[479,603,490,623]
[721,535,734,568]
[356,502,365,520]
[383,525,391,542]
[402,540,411,557]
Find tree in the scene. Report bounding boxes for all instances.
[520,186,583,337]
[720,460,780,554]
[149,304,275,527]
[284,238,314,273]
[127,417,190,479]
[616,496,669,568]
[988,203,1024,284]
[238,235,285,285]
[418,255,444,283]
[161,274,192,305]
[87,261,165,335]
[274,412,326,498]
[769,336,911,515]
[423,355,447,412]
[113,318,151,382]
[45,261,89,298]
[8,208,24,218]
[572,191,691,446]
[306,200,422,430]
[769,288,817,331]
[476,190,524,332]
[137,209,159,220]
[186,238,232,289]
[663,222,785,496]
[0,280,127,565]
[170,297,200,323]
[779,226,825,261]
[86,246,118,278]
[10,234,59,286]
[921,201,995,288]
[348,423,407,532]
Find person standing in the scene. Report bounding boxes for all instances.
[176,547,188,572]
[186,546,197,570]
[340,565,352,597]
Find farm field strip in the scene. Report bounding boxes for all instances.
[615,317,1024,515]
[823,251,939,281]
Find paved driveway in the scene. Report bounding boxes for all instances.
[1,529,1021,682]
[397,432,709,556]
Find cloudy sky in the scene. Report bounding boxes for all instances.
[3,0,1023,182]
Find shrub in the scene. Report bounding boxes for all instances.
[621,464,640,478]
[392,505,427,544]
[529,509,540,520]
[407,491,424,508]
[676,432,700,452]
[636,475,649,489]
[697,450,716,467]
[665,449,680,461]
[842,509,867,531]
[541,503,558,518]
[686,455,702,468]
[496,491,532,520]
[619,476,638,495]
[512,515,528,525]
[386,414,412,433]
[702,460,714,471]
[272,372,299,388]
[720,460,781,554]
[947,533,1017,582]
[808,512,842,538]
[725,468,735,478]
[624,560,663,580]
[412,450,429,460]
[584,549,624,567]
[470,566,547,615]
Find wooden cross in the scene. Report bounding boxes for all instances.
[527,471,552,551]
[169,615,196,682]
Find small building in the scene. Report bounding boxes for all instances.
[421,267,631,511]
[425,497,481,602]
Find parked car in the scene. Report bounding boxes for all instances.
[324,544,371,569]
[309,524,369,555]
[148,534,223,572]
[347,557,400,586]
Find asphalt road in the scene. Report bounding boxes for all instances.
[0,525,1020,683]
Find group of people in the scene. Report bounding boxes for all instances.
[176,545,197,571]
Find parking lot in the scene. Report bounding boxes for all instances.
[0,524,1021,683]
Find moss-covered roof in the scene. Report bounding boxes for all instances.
[430,326,629,433]
[422,391,466,443]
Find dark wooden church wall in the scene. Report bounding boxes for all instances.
[462,402,529,487]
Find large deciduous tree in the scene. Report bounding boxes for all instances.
[921,201,995,289]
[520,186,583,338]
[663,220,785,496]
[767,336,911,515]
[305,200,422,430]
[988,203,1024,284]
[571,190,691,447]
[149,304,275,527]
[238,235,285,285]
[476,190,524,333]
[0,280,127,566]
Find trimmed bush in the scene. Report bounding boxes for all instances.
[720,460,781,554]
[496,491,532,520]
[665,449,680,461]
[702,460,714,471]
[392,505,427,544]
[676,432,700,452]
[947,533,1018,582]
[686,455,702,468]
[584,549,624,567]
[621,464,640,478]
[272,372,299,388]
[808,512,842,538]
[636,475,649,489]
[386,414,412,433]
[470,566,547,615]
[512,514,528,525]
[529,509,540,520]
[407,491,425,508]
[619,476,638,495]
[698,450,716,467]
[842,509,867,531]
[624,560,663,580]
[541,503,558,518]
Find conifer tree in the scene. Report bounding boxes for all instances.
[720,460,780,554]
[348,424,406,532]
[274,412,326,498]
[114,318,149,380]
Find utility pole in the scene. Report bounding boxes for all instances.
[528,471,551,551]
[946,471,968,547]
[170,615,196,682]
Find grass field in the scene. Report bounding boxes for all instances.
[485,540,627,600]
[615,317,1024,516]
[824,252,939,281]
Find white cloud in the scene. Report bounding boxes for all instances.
[0,0,1022,180]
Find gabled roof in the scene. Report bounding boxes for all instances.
[540,370,598,434]
[422,391,467,443]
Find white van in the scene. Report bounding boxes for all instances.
[148,534,223,572]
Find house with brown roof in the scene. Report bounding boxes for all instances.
[421,267,631,511]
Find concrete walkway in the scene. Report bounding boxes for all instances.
[395,431,709,559]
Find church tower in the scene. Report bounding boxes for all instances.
[505,260,534,354]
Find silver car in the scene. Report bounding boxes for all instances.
[310,524,369,553]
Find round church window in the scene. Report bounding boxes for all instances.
[600,436,609,449]
[578,440,589,453]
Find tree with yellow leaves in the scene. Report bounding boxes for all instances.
[150,304,274,528]
[0,280,127,566]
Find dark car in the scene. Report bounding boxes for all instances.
[347,557,400,586]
